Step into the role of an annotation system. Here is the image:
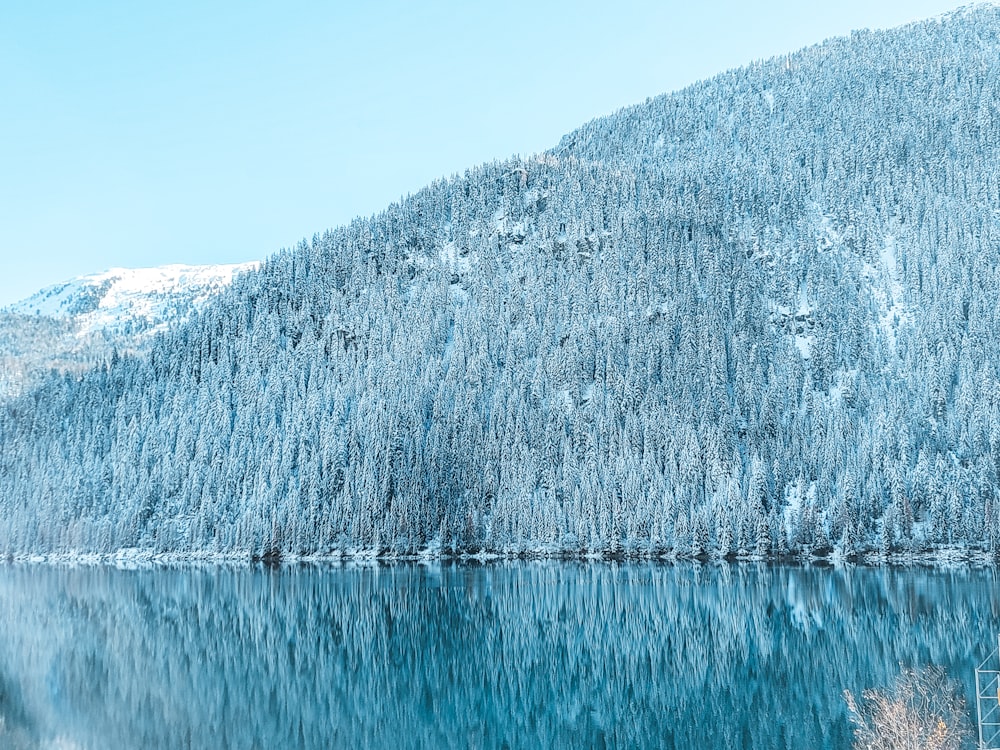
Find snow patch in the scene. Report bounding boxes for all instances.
[795,334,815,359]
[828,369,858,403]
[796,287,812,318]
[815,211,841,251]
[439,242,469,272]
[783,479,816,541]
[7,262,259,338]
[861,234,911,350]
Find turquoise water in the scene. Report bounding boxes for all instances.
[0,563,996,749]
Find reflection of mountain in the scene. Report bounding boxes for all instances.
[0,664,36,750]
[0,263,256,398]
[0,564,994,749]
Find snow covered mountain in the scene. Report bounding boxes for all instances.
[8,263,260,337]
[0,262,257,397]
[4,8,1000,561]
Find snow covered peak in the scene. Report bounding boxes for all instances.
[6,262,260,337]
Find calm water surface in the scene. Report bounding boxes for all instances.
[0,563,997,749]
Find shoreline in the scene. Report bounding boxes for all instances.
[1,546,996,570]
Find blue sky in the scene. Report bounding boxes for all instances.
[0,0,969,306]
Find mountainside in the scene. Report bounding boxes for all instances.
[3,7,1000,560]
[0,263,257,398]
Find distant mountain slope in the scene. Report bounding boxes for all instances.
[8,263,260,335]
[0,263,257,397]
[3,7,1000,560]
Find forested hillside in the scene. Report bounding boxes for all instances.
[3,7,1000,559]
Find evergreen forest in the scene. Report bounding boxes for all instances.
[3,8,1000,560]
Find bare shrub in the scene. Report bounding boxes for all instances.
[844,666,971,750]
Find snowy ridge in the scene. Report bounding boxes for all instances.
[0,262,259,399]
[7,262,259,338]
[931,2,1000,22]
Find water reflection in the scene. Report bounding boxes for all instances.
[0,563,996,749]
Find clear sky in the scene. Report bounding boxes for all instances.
[0,0,970,306]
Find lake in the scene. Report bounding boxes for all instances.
[0,563,996,749]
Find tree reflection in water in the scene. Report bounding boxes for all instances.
[0,563,995,750]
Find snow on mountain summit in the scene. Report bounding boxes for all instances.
[0,261,259,398]
[7,262,260,337]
